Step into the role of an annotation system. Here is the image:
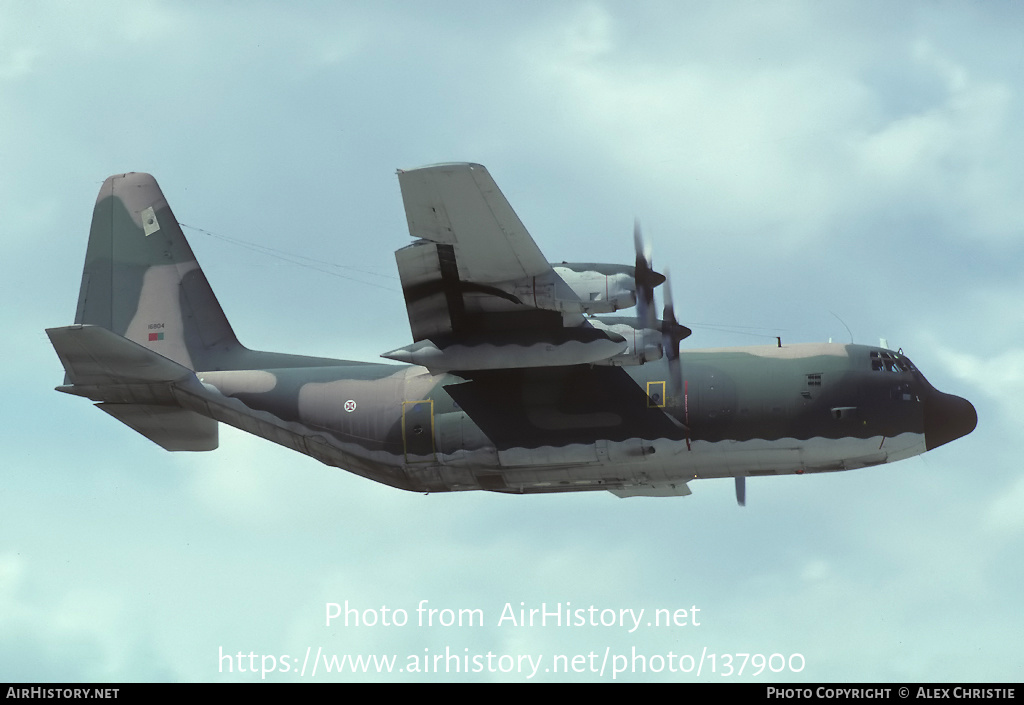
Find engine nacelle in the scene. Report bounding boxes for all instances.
[502,264,641,315]
[555,263,638,313]
[587,317,664,366]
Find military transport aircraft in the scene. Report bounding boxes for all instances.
[46,163,976,503]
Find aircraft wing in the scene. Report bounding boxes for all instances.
[388,163,637,373]
[393,162,565,347]
[398,163,553,285]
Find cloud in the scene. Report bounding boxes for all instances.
[0,48,39,81]
[932,344,1024,427]
[506,3,1024,256]
[0,552,178,681]
[855,40,1020,239]
[985,476,1024,535]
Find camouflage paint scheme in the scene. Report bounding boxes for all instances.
[46,166,976,499]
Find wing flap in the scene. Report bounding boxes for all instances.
[394,239,460,341]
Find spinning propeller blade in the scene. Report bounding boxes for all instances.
[633,219,663,331]
[660,268,691,402]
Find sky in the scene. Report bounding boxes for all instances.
[2,0,1022,683]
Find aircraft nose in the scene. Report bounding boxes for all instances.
[924,390,977,450]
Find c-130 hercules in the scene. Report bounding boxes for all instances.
[46,163,976,503]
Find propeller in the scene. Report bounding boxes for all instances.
[655,259,743,508]
[633,222,692,435]
[660,268,691,402]
[633,219,664,331]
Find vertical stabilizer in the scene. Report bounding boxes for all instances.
[75,173,239,371]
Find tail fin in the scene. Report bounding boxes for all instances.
[74,173,240,372]
[49,173,353,453]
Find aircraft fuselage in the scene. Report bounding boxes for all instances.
[188,341,973,495]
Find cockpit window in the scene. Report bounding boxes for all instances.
[870,350,917,373]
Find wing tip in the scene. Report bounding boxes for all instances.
[399,162,486,175]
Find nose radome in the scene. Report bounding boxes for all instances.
[924,391,978,451]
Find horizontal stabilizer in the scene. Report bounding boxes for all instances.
[46,324,194,386]
[47,324,218,451]
[98,403,218,451]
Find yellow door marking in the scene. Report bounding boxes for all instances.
[647,381,666,408]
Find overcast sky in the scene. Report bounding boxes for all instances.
[2,0,1022,683]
